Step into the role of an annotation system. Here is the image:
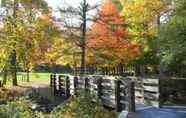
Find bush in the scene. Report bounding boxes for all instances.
[0,98,36,118]
[0,91,118,118]
[51,91,117,118]
[0,88,23,104]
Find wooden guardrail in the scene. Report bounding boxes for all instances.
[50,75,186,112]
[135,79,159,108]
[50,74,135,112]
[50,74,70,98]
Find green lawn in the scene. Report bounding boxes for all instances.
[0,72,54,81]
[18,72,52,81]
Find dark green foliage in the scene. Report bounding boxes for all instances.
[160,79,186,105]
[158,0,186,76]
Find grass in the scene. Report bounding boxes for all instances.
[0,72,55,81]
[17,72,52,81]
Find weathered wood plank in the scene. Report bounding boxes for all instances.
[144,99,159,108]
[143,79,159,84]
[135,91,143,97]
[143,86,159,92]
[120,100,129,105]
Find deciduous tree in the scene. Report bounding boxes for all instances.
[87,0,140,68]
[119,0,172,75]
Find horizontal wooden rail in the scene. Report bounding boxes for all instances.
[50,74,136,112]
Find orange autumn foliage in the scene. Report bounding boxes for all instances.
[39,13,54,26]
[86,0,140,66]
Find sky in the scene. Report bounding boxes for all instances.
[0,0,102,28]
[45,0,102,18]
[45,0,102,27]
[45,0,102,10]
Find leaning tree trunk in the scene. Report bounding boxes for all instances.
[10,50,17,86]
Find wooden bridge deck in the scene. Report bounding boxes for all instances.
[126,106,186,118]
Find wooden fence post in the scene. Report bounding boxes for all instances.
[53,74,57,96]
[128,81,135,112]
[115,80,122,112]
[85,77,89,90]
[158,79,162,108]
[74,76,78,95]
[97,77,102,99]
[50,74,53,87]
[58,76,62,96]
[66,76,71,98]
[58,75,66,96]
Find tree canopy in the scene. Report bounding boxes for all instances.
[0,0,185,81]
[158,0,186,76]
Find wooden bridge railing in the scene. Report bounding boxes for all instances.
[50,75,186,112]
[135,79,159,108]
[50,74,135,112]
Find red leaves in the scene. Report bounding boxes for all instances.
[86,0,140,65]
[113,27,128,37]
[127,43,135,49]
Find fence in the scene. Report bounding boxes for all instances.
[50,74,186,113]
[50,74,135,112]
[74,66,135,76]
[135,79,159,108]
[134,78,186,107]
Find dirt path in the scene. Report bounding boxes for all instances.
[5,80,66,104]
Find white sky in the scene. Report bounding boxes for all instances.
[45,0,102,18]
[45,0,102,10]
[45,0,102,27]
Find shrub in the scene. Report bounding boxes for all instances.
[0,98,35,118]
[51,91,117,118]
[0,91,118,118]
[0,88,23,104]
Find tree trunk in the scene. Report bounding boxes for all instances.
[156,14,165,78]
[159,61,165,78]
[3,68,7,85]
[11,50,17,86]
[10,0,18,86]
[26,69,29,82]
[135,62,141,76]
[80,0,87,76]
[80,45,85,75]
[118,63,124,76]
[12,71,17,86]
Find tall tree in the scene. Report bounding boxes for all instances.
[0,0,50,85]
[119,0,172,76]
[87,0,140,67]
[158,0,186,76]
[45,36,80,73]
[59,0,100,75]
